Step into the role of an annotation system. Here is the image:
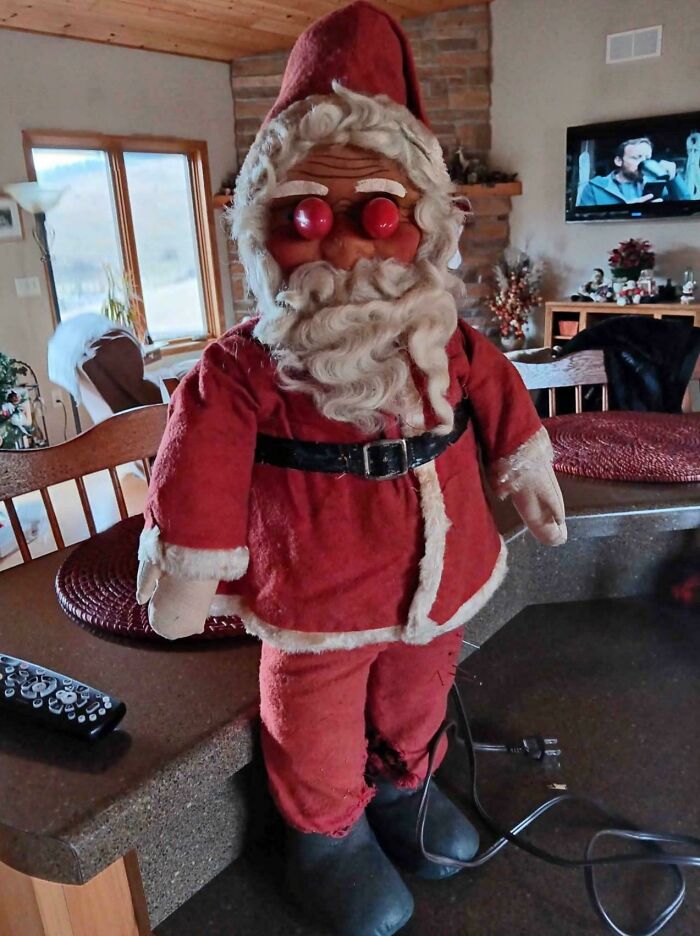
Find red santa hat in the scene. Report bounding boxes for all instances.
[265,1,429,126]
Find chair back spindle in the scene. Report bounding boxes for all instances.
[0,404,167,567]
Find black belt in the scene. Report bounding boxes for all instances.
[254,398,471,480]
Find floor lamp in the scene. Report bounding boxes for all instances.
[4,181,82,434]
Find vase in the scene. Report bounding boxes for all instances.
[610,266,642,282]
[500,334,525,352]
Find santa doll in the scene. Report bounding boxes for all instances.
[136,4,567,934]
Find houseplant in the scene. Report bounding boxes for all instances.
[0,353,31,449]
[100,265,140,332]
[608,238,655,282]
[489,248,544,350]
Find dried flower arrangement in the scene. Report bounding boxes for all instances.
[489,249,544,341]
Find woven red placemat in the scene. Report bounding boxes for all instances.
[544,411,700,483]
[56,515,247,641]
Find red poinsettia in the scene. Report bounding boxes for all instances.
[608,238,655,271]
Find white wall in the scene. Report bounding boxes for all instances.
[0,30,236,442]
[492,0,700,341]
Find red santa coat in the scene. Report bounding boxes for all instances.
[140,318,549,652]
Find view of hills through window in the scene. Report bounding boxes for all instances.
[33,148,207,342]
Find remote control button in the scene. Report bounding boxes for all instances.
[104,701,112,709]
[5,677,17,688]
[21,685,36,699]
[77,685,89,693]
[98,707,106,716]
[89,714,97,722]
[86,701,100,714]
[32,698,43,708]
[77,715,86,723]
[35,668,45,677]
[4,688,15,698]
[49,703,64,715]
[75,699,88,709]
[56,690,78,705]
[102,696,111,704]
[5,666,16,675]
[66,712,76,720]
[64,705,75,713]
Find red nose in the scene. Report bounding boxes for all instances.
[361,197,400,239]
[293,197,334,240]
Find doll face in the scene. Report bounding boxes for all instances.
[266,144,422,275]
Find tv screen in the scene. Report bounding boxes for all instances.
[566,111,700,222]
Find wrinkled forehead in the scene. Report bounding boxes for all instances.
[283,143,418,194]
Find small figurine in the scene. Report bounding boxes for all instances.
[681,269,696,305]
[578,268,612,302]
[617,280,643,305]
[637,269,657,298]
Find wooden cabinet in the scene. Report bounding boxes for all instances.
[544,302,700,348]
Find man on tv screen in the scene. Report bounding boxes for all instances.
[577,137,691,206]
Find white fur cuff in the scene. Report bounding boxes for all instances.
[488,427,554,499]
[138,525,249,582]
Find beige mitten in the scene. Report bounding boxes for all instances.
[136,561,219,640]
[510,461,567,546]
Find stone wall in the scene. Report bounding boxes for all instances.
[227,2,511,330]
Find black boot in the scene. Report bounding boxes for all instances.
[285,812,414,936]
[366,776,479,880]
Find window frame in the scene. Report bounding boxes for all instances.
[23,129,225,353]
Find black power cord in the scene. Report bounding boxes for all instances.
[417,682,700,936]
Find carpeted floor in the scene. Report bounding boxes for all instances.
[155,597,700,936]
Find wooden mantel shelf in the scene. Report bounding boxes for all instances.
[455,181,522,198]
[213,181,522,210]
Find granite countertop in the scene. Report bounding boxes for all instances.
[0,549,261,884]
[1,474,698,889]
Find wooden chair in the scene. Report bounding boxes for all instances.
[0,404,167,565]
[511,348,700,415]
[510,349,609,416]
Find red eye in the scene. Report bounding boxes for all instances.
[361,197,400,239]
[293,197,334,240]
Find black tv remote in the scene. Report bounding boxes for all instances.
[0,653,126,741]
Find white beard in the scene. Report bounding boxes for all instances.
[253,257,459,435]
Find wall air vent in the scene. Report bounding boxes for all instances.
[606,25,662,63]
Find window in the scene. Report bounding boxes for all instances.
[24,131,223,348]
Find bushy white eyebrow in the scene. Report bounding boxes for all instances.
[271,181,329,198]
[355,178,407,197]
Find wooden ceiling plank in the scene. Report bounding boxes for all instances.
[28,0,280,44]
[0,5,245,59]
[1,0,285,53]
[116,0,291,30]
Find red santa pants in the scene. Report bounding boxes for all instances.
[259,626,464,836]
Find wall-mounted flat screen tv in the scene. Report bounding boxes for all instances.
[566,111,700,222]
